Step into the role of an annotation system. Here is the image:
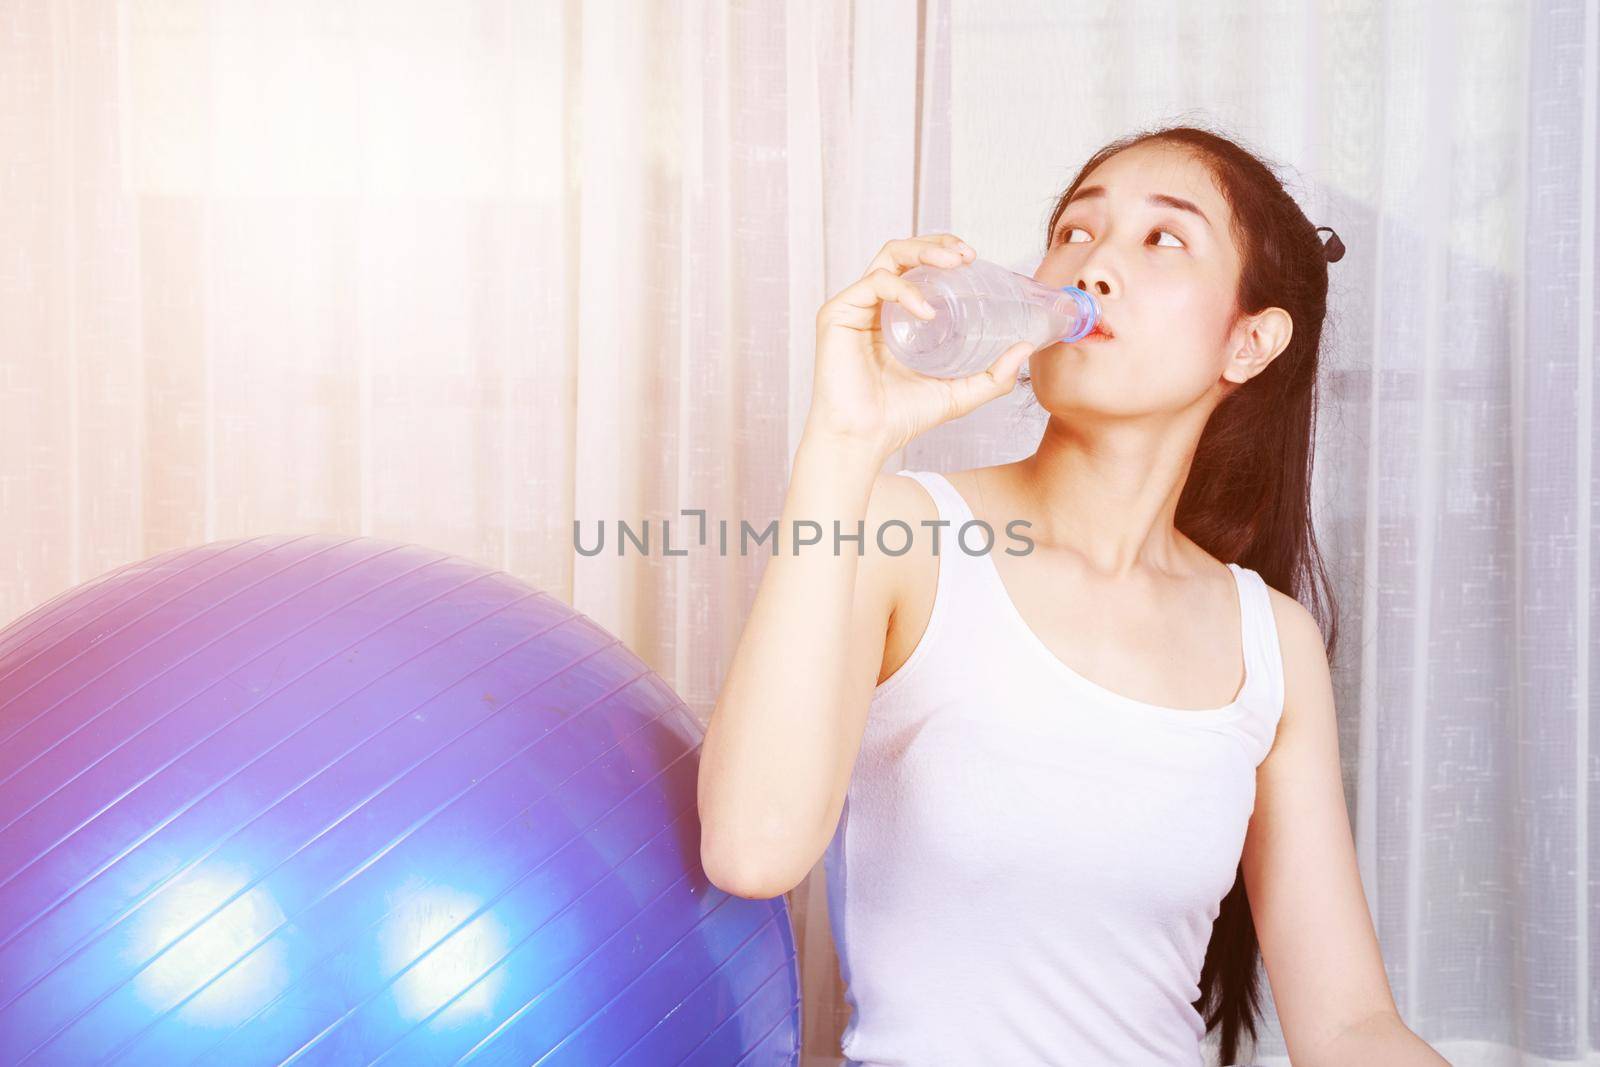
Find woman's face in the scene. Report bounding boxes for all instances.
[1029,141,1256,417]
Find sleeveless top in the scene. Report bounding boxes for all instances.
[822,469,1287,1066]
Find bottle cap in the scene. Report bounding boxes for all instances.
[1057,287,1100,344]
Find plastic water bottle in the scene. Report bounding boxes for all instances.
[880,258,1101,379]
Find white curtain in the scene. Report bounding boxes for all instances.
[2,1,1596,1064]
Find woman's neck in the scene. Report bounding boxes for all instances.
[1002,414,1204,578]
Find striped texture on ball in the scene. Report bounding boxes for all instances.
[0,535,800,1065]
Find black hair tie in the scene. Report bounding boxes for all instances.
[1315,225,1346,263]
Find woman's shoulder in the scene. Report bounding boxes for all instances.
[1202,556,1317,666]
[1247,578,1333,763]
[863,468,972,686]
[864,464,1002,539]
[874,464,1006,565]
[1260,581,1325,683]
[1245,570,1319,660]
[1238,571,1327,742]
[861,467,945,595]
[863,467,943,537]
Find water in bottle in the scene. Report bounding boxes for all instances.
[880,258,1101,379]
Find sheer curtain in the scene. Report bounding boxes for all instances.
[2,1,1595,1064]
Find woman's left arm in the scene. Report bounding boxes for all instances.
[1239,590,1450,1066]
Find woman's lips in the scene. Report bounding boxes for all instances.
[1077,324,1114,342]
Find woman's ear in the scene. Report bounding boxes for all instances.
[1222,307,1294,385]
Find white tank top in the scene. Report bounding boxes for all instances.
[822,469,1286,1066]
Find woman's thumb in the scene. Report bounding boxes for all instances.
[982,341,1035,393]
[995,340,1035,382]
[944,341,1034,417]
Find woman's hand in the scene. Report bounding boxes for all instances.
[805,234,1036,457]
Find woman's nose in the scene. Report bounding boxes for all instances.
[1075,274,1114,297]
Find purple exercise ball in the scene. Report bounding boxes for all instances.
[0,535,800,1065]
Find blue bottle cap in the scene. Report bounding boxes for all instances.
[1056,286,1100,344]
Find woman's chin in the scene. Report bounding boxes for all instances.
[1031,340,1088,366]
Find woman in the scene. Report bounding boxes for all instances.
[696,125,1448,1066]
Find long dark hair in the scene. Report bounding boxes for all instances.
[1038,122,1342,1064]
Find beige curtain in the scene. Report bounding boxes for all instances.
[5,2,1597,1065]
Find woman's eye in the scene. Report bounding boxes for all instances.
[1054,226,1184,248]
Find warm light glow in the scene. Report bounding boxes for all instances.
[128,862,290,1026]
[129,4,563,198]
[379,883,510,1023]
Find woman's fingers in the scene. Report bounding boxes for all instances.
[818,268,940,334]
[819,233,977,335]
[815,235,978,333]
[938,341,1035,419]
[860,234,976,279]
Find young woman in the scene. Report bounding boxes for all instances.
[697,126,1448,1066]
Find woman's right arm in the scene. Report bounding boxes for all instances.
[696,233,1036,899]
[695,432,900,899]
